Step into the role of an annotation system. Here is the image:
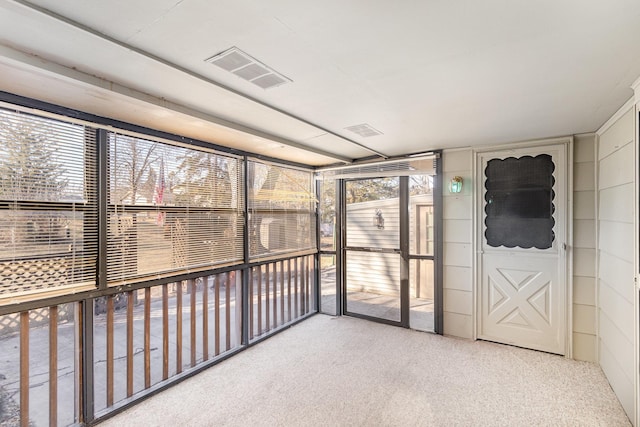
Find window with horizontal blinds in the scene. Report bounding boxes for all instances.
[248,159,315,260]
[0,108,98,298]
[107,132,244,284]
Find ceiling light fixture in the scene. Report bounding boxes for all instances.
[205,46,291,90]
[344,123,383,138]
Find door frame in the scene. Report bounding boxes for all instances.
[473,137,574,357]
[341,176,407,327]
[328,159,444,333]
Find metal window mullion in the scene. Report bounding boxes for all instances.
[97,128,108,289]
[315,179,321,312]
[337,178,345,316]
[241,156,250,346]
[433,152,444,335]
[399,176,410,328]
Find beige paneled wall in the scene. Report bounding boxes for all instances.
[572,134,597,362]
[597,106,636,421]
[442,123,636,423]
[443,138,602,362]
[442,149,473,338]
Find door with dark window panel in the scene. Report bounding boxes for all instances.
[478,143,568,355]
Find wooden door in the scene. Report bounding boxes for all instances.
[477,143,568,354]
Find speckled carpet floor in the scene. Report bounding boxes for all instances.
[99,315,631,426]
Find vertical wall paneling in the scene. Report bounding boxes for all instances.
[596,102,636,422]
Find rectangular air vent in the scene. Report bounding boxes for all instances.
[344,123,383,138]
[206,47,291,89]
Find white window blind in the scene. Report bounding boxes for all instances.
[248,159,315,260]
[107,133,243,284]
[0,108,98,298]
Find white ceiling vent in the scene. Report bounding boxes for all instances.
[344,123,383,138]
[206,47,291,89]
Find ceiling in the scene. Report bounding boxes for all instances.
[0,0,639,166]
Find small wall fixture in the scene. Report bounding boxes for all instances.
[373,209,385,229]
[449,176,463,193]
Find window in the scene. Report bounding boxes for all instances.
[0,104,315,296]
[0,108,97,298]
[484,154,555,249]
[248,160,315,260]
[107,133,243,284]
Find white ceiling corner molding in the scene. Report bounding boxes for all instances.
[632,75,640,107]
[596,96,635,136]
[597,73,640,136]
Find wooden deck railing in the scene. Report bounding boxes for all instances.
[0,254,316,427]
[248,255,314,341]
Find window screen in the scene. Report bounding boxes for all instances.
[318,177,336,251]
[484,154,555,249]
[107,133,243,284]
[0,108,97,298]
[409,175,435,256]
[248,160,315,260]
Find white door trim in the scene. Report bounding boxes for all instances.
[473,137,573,357]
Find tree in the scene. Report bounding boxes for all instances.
[0,116,70,249]
[319,179,336,224]
[409,175,433,196]
[248,162,281,256]
[0,118,68,201]
[170,151,239,265]
[345,177,398,204]
[110,135,158,205]
[173,151,233,207]
[141,165,157,204]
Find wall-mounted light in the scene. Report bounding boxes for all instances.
[373,209,385,229]
[449,176,463,193]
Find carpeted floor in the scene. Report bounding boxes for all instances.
[99,315,631,426]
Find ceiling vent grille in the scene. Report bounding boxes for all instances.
[344,123,383,138]
[206,47,291,89]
